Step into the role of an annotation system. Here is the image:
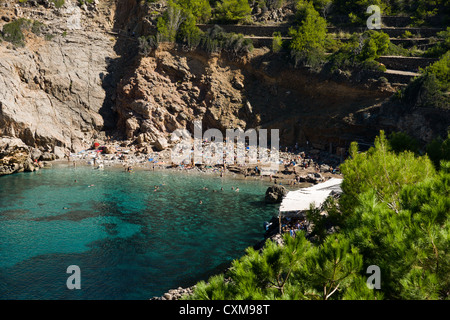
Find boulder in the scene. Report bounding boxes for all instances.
[39,152,56,161]
[265,185,288,203]
[163,293,173,300]
[23,159,36,172]
[53,146,66,159]
[42,161,52,168]
[0,137,32,176]
[154,137,169,151]
[233,79,245,90]
[102,146,116,154]
[299,173,325,184]
[30,148,43,161]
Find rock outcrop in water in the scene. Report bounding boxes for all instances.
[0,136,39,175]
[265,184,288,203]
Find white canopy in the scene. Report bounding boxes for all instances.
[279,178,343,213]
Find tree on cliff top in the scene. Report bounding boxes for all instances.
[156,0,211,43]
[176,0,212,23]
[214,0,252,24]
[289,1,328,68]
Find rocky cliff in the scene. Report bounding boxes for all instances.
[0,0,448,174]
[115,44,396,150]
[0,0,121,156]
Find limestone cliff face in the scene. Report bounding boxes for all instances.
[0,0,120,156]
[114,46,251,149]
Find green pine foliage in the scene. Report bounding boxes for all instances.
[339,131,435,217]
[388,132,420,154]
[186,131,449,300]
[426,132,450,169]
[186,232,380,300]
[327,30,390,73]
[425,51,450,92]
[395,52,450,110]
[215,0,252,24]
[289,1,328,68]
[425,28,450,58]
[177,0,212,23]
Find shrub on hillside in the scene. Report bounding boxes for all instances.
[425,27,450,58]
[214,0,252,24]
[426,132,450,169]
[326,30,390,73]
[156,0,211,44]
[396,52,450,110]
[388,132,420,154]
[289,1,327,69]
[176,0,212,23]
[425,51,450,92]
[399,73,448,109]
[1,18,29,47]
[1,18,47,47]
[201,25,254,56]
[272,31,283,53]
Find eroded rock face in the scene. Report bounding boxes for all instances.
[0,0,118,155]
[0,136,38,175]
[115,45,395,152]
[115,47,250,150]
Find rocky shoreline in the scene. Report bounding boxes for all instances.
[0,136,54,176]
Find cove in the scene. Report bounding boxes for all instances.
[0,164,278,300]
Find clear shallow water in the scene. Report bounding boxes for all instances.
[0,164,278,300]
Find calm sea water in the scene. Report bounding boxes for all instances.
[0,164,278,300]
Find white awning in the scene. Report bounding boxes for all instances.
[279,178,343,213]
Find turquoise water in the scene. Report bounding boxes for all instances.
[0,164,278,300]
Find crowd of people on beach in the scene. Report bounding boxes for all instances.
[281,216,308,237]
[65,136,344,188]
